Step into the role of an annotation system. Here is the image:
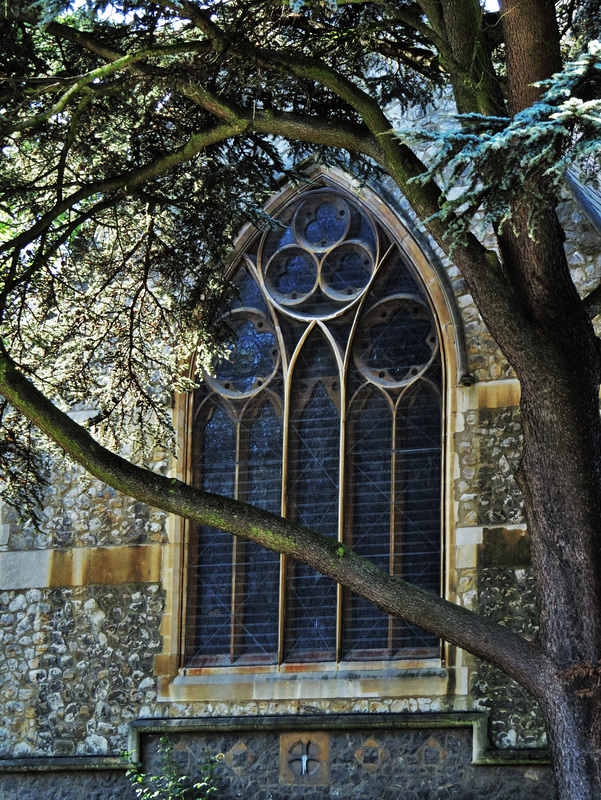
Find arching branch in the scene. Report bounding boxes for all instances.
[0,353,558,700]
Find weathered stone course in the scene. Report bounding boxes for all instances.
[137,728,553,800]
[0,770,134,800]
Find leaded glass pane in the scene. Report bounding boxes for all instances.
[231,267,268,312]
[235,402,282,661]
[372,248,424,297]
[209,312,278,395]
[353,297,437,387]
[265,248,318,301]
[344,388,393,657]
[259,189,378,319]
[285,333,339,661]
[188,404,236,663]
[396,386,442,651]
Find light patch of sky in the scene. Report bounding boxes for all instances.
[483,0,501,9]
[70,0,186,28]
[71,0,136,23]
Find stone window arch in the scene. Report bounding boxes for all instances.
[183,178,452,668]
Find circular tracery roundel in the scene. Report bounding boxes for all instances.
[354,296,439,387]
[259,190,378,319]
[205,310,279,397]
[264,247,318,306]
[321,241,374,300]
[293,195,351,251]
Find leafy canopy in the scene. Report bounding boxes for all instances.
[0,0,600,520]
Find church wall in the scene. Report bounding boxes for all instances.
[0,154,599,798]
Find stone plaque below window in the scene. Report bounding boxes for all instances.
[279,732,330,785]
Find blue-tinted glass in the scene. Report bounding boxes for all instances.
[344,389,392,656]
[397,387,441,650]
[236,403,282,659]
[233,268,267,311]
[304,202,347,247]
[190,405,236,660]
[214,319,277,392]
[364,304,433,381]
[286,335,339,660]
[278,226,295,247]
[323,245,372,295]
[373,250,423,296]
[359,214,377,248]
[270,250,316,296]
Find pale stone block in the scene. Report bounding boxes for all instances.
[0,525,9,547]
[456,543,478,569]
[455,527,483,546]
[0,551,50,590]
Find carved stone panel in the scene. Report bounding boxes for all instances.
[279,732,330,786]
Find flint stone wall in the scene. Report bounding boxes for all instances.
[0,584,162,759]
[1,461,169,552]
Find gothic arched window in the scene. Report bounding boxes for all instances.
[185,185,443,667]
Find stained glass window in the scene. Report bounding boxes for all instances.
[185,185,443,667]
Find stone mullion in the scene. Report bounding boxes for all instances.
[390,399,402,654]
[229,408,243,664]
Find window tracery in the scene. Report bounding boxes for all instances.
[185,185,443,667]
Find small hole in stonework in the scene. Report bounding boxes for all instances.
[378,371,386,379]
[257,380,263,386]
[380,311,387,319]
[258,321,264,328]
[339,210,345,216]
[291,293,297,299]
[224,383,230,389]
[332,381,339,391]
[321,240,327,246]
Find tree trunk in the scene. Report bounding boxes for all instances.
[456,5,601,794]
[471,206,601,798]
[517,346,601,800]
[538,680,601,800]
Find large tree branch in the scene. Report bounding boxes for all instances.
[134,4,538,358]
[0,110,382,260]
[0,122,244,256]
[0,353,557,698]
[243,47,539,356]
[20,19,384,163]
[2,49,152,135]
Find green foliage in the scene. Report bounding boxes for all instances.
[0,0,435,522]
[0,398,48,525]
[125,736,222,800]
[398,40,601,242]
[0,0,599,524]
